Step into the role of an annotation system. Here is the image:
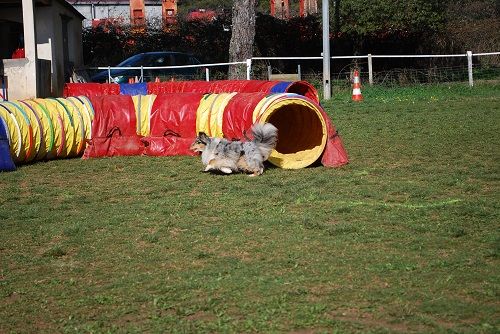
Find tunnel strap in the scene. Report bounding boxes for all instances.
[2,101,34,162]
[66,97,87,155]
[69,96,93,139]
[29,100,55,154]
[49,97,74,127]
[19,100,45,160]
[75,95,95,119]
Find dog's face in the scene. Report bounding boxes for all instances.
[190,132,210,153]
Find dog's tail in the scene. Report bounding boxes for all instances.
[251,123,278,160]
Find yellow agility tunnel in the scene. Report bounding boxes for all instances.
[252,94,329,169]
[0,97,94,164]
[194,93,329,169]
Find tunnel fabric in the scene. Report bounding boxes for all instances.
[1,92,348,170]
[86,93,339,168]
[83,95,144,158]
[120,83,148,96]
[63,80,319,104]
[142,93,203,157]
[0,116,16,171]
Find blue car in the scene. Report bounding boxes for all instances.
[91,51,202,83]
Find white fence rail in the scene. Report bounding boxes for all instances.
[86,51,500,97]
[92,60,249,83]
[254,51,500,88]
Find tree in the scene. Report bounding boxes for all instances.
[228,0,256,79]
[442,0,499,62]
[337,0,446,37]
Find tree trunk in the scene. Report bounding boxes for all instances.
[228,0,256,80]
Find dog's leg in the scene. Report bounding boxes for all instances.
[246,167,263,177]
[220,167,233,174]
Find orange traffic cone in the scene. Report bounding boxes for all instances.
[128,77,134,84]
[155,77,160,83]
[351,69,363,102]
[134,76,139,83]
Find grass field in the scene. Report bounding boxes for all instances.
[1,83,499,333]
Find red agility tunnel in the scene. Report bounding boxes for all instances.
[63,83,121,97]
[83,95,144,158]
[147,80,319,103]
[63,80,319,103]
[143,93,204,157]
[82,93,348,168]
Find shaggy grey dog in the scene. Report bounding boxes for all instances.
[190,123,278,176]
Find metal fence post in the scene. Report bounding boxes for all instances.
[322,0,331,100]
[107,66,111,83]
[298,64,302,80]
[368,53,373,85]
[467,51,473,87]
[268,65,272,80]
[205,68,210,81]
[246,59,252,80]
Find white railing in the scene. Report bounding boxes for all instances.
[254,51,500,88]
[88,51,499,93]
[92,60,250,83]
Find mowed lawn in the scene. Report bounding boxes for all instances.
[1,83,498,333]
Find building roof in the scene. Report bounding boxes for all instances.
[66,0,162,5]
[0,0,85,20]
[60,0,86,19]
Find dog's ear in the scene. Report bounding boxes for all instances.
[198,132,210,144]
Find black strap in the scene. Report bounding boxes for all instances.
[107,126,121,137]
[242,129,251,141]
[163,129,180,137]
[330,130,339,139]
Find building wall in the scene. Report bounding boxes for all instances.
[0,1,83,99]
[1,59,51,104]
[2,59,28,100]
[72,4,162,26]
[37,3,83,96]
[1,8,29,100]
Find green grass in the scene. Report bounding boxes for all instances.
[1,83,499,333]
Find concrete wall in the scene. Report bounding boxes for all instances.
[2,58,51,100]
[2,59,28,100]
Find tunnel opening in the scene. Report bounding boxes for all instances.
[259,98,327,169]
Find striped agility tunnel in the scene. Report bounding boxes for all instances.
[84,92,348,169]
[0,97,94,171]
[1,81,348,171]
[63,80,320,103]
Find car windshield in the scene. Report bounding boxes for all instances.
[116,53,199,68]
[117,54,144,67]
